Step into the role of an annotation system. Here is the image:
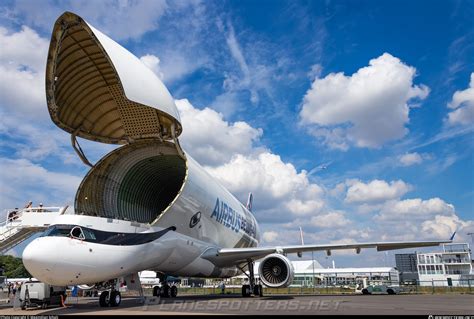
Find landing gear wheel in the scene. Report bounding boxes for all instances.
[161,284,170,298]
[362,289,370,295]
[241,285,251,297]
[253,284,263,297]
[99,291,110,307]
[109,291,121,307]
[153,286,161,297]
[170,286,178,298]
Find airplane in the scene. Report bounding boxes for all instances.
[21,12,451,307]
[308,161,333,176]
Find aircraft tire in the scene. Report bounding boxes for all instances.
[153,286,161,297]
[170,285,178,298]
[161,284,170,298]
[253,285,263,297]
[99,291,109,307]
[241,285,251,297]
[109,291,121,307]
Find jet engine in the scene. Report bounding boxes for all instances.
[258,254,295,288]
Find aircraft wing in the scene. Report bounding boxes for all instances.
[201,239,452,267]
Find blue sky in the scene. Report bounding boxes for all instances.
[0,0,473,267]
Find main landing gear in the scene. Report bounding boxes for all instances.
[152,282,178,298]
[97,279,122,307]
[239,260,263,297]
[99,289,121,307]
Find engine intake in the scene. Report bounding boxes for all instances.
[258,254,295,288]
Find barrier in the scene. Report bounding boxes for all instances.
[146,279,473,296]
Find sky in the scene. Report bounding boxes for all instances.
[0,0,473,268]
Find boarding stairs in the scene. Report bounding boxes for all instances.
[0,206,67,255]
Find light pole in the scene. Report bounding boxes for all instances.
[299,226,316,291]
[312,250,315,291]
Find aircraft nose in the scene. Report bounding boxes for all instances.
[22,238,58,282]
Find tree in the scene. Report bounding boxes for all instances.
[0,255,31,278]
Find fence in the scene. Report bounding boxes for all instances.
[142,279,473,296]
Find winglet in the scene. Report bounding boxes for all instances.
[450,231,456,241]
[246,193,253,212]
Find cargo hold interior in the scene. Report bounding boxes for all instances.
[75,141,187,224]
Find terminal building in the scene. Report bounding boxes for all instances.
[416,243,473,286]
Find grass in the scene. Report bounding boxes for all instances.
[142,285,473,296]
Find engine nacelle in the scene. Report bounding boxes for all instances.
[258,254,295,288]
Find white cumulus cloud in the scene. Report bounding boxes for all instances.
[300,53,429,149]
[375,197,455,222]
[176,99,263,166]
[0,26,49,118]
[204,152,325,221]
[421,215,473,240]
[345,179,411,204]
[447,72,474,126]
[310,211,350,228]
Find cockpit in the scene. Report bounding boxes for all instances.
[41,224,175,246]
[42,224,94,240]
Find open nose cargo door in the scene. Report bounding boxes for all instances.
[46,12,187,224]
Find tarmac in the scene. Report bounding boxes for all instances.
[0,293,473,315]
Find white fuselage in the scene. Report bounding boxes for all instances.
[23,151,260,286]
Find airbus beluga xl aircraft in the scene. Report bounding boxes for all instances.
[21,12,450,307]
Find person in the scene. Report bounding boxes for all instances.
[12,283,17,296]
[72,285,78,297]
[8,283,11,298]
[220,282,226,294]
[8,208,19,221]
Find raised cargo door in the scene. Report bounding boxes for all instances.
[45,12,182,145]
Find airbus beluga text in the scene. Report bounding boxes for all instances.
[21,12,450,307]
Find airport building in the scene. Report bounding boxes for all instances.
[416,243,473,287]
[395,253,419,283]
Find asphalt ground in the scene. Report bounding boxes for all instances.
[0,293,473,315]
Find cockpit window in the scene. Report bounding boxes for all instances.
[82,228,96,240]
[42,224,175,245]
[42,225,74,237]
